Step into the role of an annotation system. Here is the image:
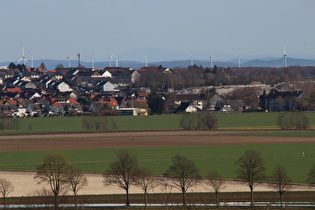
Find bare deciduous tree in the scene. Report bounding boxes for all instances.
[104,150,138,206]
[163,155,200,205]
[135,167,158,208]
[235,150,265,206]
[269,165,292,208]
[207,171,225,208]
[0,179,13,209]
[34,152,71,210]
[65,164,88,210]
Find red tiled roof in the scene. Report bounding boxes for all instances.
[68,98,79,104]
[54,102,61,108]
[4,87,22,93]
[138,67,159,72]
[135,99,147,104]
[138,92,150,97]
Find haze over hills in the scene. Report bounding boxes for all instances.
[1,57,315,70]
[1,48,315,70]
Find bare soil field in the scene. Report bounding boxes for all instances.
[0,130,314,197]
[0,130,314,152]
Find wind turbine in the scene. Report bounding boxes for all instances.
[91,53,95,69]
[18,47,28,65]
[25,48,34,68]
[238,55,241,68]
[113,55,119,67]
[66,56,71,68]
[108,55,113,67]
[190,55,194,66]
[209,51,215,68]
[143,55,148,67]
[77,52,81,67]
[283,45,287,68]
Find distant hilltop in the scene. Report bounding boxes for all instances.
[1,57,315,70]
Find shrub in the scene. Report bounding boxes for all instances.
[82,116,118,131]
[0,118,20,131]
[277,112,309,130]
[179,112,218,130]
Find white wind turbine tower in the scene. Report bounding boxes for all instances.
[238,55,241,68]
[25,48,34,68]
[113,55,119,67]
[283,45,287,67]
[66,56,71,68]
[108,55,113,67]
[91,53,95,69]
[18,47,28,65]
[190,55,194,66]
[143,55,148,67]
[209,51,215,68]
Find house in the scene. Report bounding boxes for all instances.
[207,94,223,111]
[260,90,304,111]
[101,71,112,78]
[174,94,205,111]
[116,108,148,116]
[89,96,120,112]
[13,105,27,117]
[216,99,245,112]
[102,81,119,92]
[26,103,42,116]
[57,82,73,92]
[174,101,198,113]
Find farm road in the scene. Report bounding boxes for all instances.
[0,130,314,152]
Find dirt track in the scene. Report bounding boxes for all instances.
[0,130,314,152]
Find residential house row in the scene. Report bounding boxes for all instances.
[0,65,308,117]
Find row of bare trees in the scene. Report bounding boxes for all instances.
[103,150,315,208]
[34,153,88,210]
[0,150,312,209]
[134,65,313,91]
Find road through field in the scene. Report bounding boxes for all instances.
[0,130,314,152]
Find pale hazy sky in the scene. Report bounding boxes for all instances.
[1,0,314,63]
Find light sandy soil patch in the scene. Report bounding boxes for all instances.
[1,171,313,197]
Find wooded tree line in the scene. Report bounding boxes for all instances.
[134,65,315,91]
[0,151,310,209]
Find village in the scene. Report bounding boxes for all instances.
[0,62,313,118]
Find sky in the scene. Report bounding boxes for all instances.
[1,0,315,64]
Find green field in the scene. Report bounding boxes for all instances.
[1,113,315,184]
[0,143,314,183]
[6,112,315,134]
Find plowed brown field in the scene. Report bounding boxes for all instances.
[0,130,314,152]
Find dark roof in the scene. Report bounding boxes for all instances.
[175,94,204,101]
[174,102,190,113]
[266,90,302,99]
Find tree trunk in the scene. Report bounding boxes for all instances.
[280,191,283,208]
[74,192,78,210]
[3,196,6,210]
[182,188,186,206]
[54,194,58,210]
[144,189,147,209]
[215,191,219,208]
[249,185,254,206]
[126,188,130,206]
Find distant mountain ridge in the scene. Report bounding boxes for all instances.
[1,57,315,70]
